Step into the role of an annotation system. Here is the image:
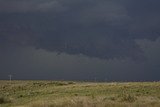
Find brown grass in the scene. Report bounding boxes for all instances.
[0,81,160,107]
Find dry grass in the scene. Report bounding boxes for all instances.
[0,81,160,107]
[23,96,160,107]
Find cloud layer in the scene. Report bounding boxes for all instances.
[0,0,160,81]
[1,0,160,60]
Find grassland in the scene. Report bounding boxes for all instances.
[0,81,160,107]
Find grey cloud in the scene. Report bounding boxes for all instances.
[77,1,130,26]
[0,0,160,81]
[0,0,67,13]
[0,41,160,81]
[135,37,160,80]
[136,37,160,63]
[0,0,160,60]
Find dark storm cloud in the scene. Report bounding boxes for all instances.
[0,0,67,13]
[0,0,160,81]
[0,37,160,81]
[1,0,160,60]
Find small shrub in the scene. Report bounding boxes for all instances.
[54,81,68,86]
[18,94,24,98]
[67,81,76,85]
[109,96,116,101]
[74,93,78,96]
[120,94,137,103]
[0,97,5,104]
[51,81,75,86]
[0,96,11,104]
[103,96,116,101]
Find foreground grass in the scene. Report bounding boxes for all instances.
[0,81,160,107]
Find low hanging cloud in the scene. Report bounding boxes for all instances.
[1,37,160,81]
[0,0,67,13]
[1,0,160,60]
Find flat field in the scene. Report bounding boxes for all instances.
[0,81,160,107]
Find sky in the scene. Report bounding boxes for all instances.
[0,0,160,81]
